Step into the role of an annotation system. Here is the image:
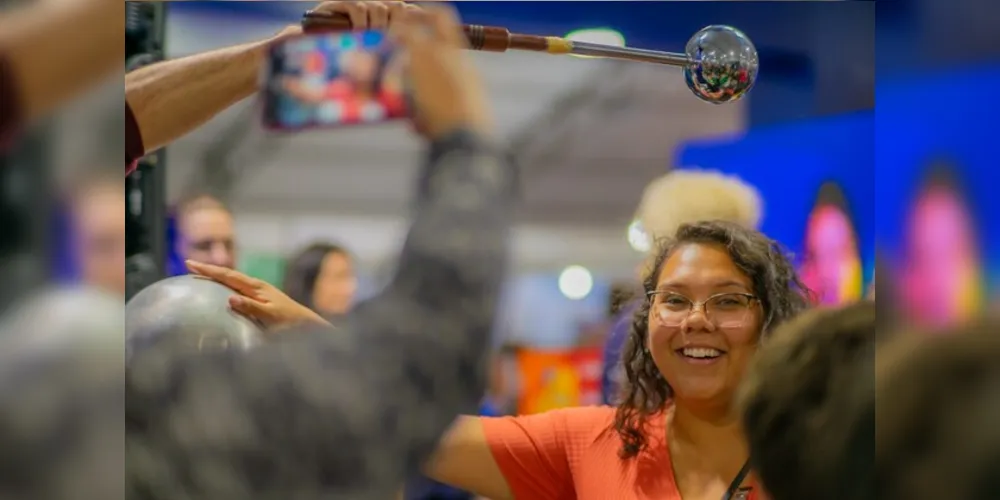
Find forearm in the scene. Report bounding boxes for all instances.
[0,0,123,121]
[124,36,278,155]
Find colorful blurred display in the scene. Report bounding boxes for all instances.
[800,183,863,306]
[515,347,603,414]
[900,172,982,326]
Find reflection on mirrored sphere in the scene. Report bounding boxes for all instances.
[684,25,759,104]
[125,275,265,361]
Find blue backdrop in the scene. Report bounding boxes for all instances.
[678,63,1000,292]
[677,111,876,284]
[875,64,1000,288]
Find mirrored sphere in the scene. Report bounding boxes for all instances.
[684,25,759,104]
[125,275,264,360]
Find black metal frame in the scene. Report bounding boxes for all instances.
[125,2,169,289]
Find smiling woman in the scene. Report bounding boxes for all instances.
[419,221,811,500]
[614,220,811,454]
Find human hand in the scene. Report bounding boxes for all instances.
[304,1,419,31]
[391,4,493,139]
[185,260,330,330]
[276,1,419,43]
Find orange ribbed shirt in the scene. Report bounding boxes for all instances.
[481,406,760,500]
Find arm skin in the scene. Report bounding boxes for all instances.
[0,0,123,147]
[124,29,297,157]
[125,129,518,500]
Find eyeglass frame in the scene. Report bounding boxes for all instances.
[645,290,760,327]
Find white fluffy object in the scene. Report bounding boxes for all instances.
[635,169,763,244]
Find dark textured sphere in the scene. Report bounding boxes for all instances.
[684,25,759,104]
[125,275,264,360]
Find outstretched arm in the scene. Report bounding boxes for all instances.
[124,0,413,166]
[124,34,288,159]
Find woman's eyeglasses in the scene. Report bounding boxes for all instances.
[647,291,758,328]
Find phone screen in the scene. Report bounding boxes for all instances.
[262,31,408,130]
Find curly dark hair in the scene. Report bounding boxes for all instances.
[611,220,811,458]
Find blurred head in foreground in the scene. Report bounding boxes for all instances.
[876,322,1000,500]
[69,171,126,296]
[740,301,878,500]
[175,194,237,269]
[0,286,124,500]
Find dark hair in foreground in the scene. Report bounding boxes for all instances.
[282,242,351,310]
[739,301,878,500]
[612,220,811,458]
[0,345,123,500]
[876,322,1000,500]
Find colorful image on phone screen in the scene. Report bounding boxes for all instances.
[262,31,407,130]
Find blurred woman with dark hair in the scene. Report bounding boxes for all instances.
[283,242,358,319]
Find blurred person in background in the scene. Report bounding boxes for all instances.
[174,193,237,269]
[602,170,763,404]
[68,171,126,296]
[283,242,358,320]
[739,301,878,500]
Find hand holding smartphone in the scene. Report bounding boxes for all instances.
[262,30,408,131]
[262,3,492,139]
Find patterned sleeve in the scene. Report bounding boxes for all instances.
[125,129,517,500]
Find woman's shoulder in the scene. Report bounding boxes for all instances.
[549,404,617,423]
[541,406,622,448]
[494,405,617,439]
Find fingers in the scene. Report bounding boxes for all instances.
[367,2,390,30]
[425,4,465,47]
[228,295,271,321]
[391,6,433,48]
[387,1,413,22]
[391,4,462,50]
[311,1,417,30]
[185,260,262,297]
[320,1,367,29]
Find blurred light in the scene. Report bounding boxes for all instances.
[627,219,651,253]
[558,265,593,300]
[564,28,626,59]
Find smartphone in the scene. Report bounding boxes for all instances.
[262,31,408,131]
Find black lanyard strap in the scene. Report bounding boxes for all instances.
[722,459,752,500]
